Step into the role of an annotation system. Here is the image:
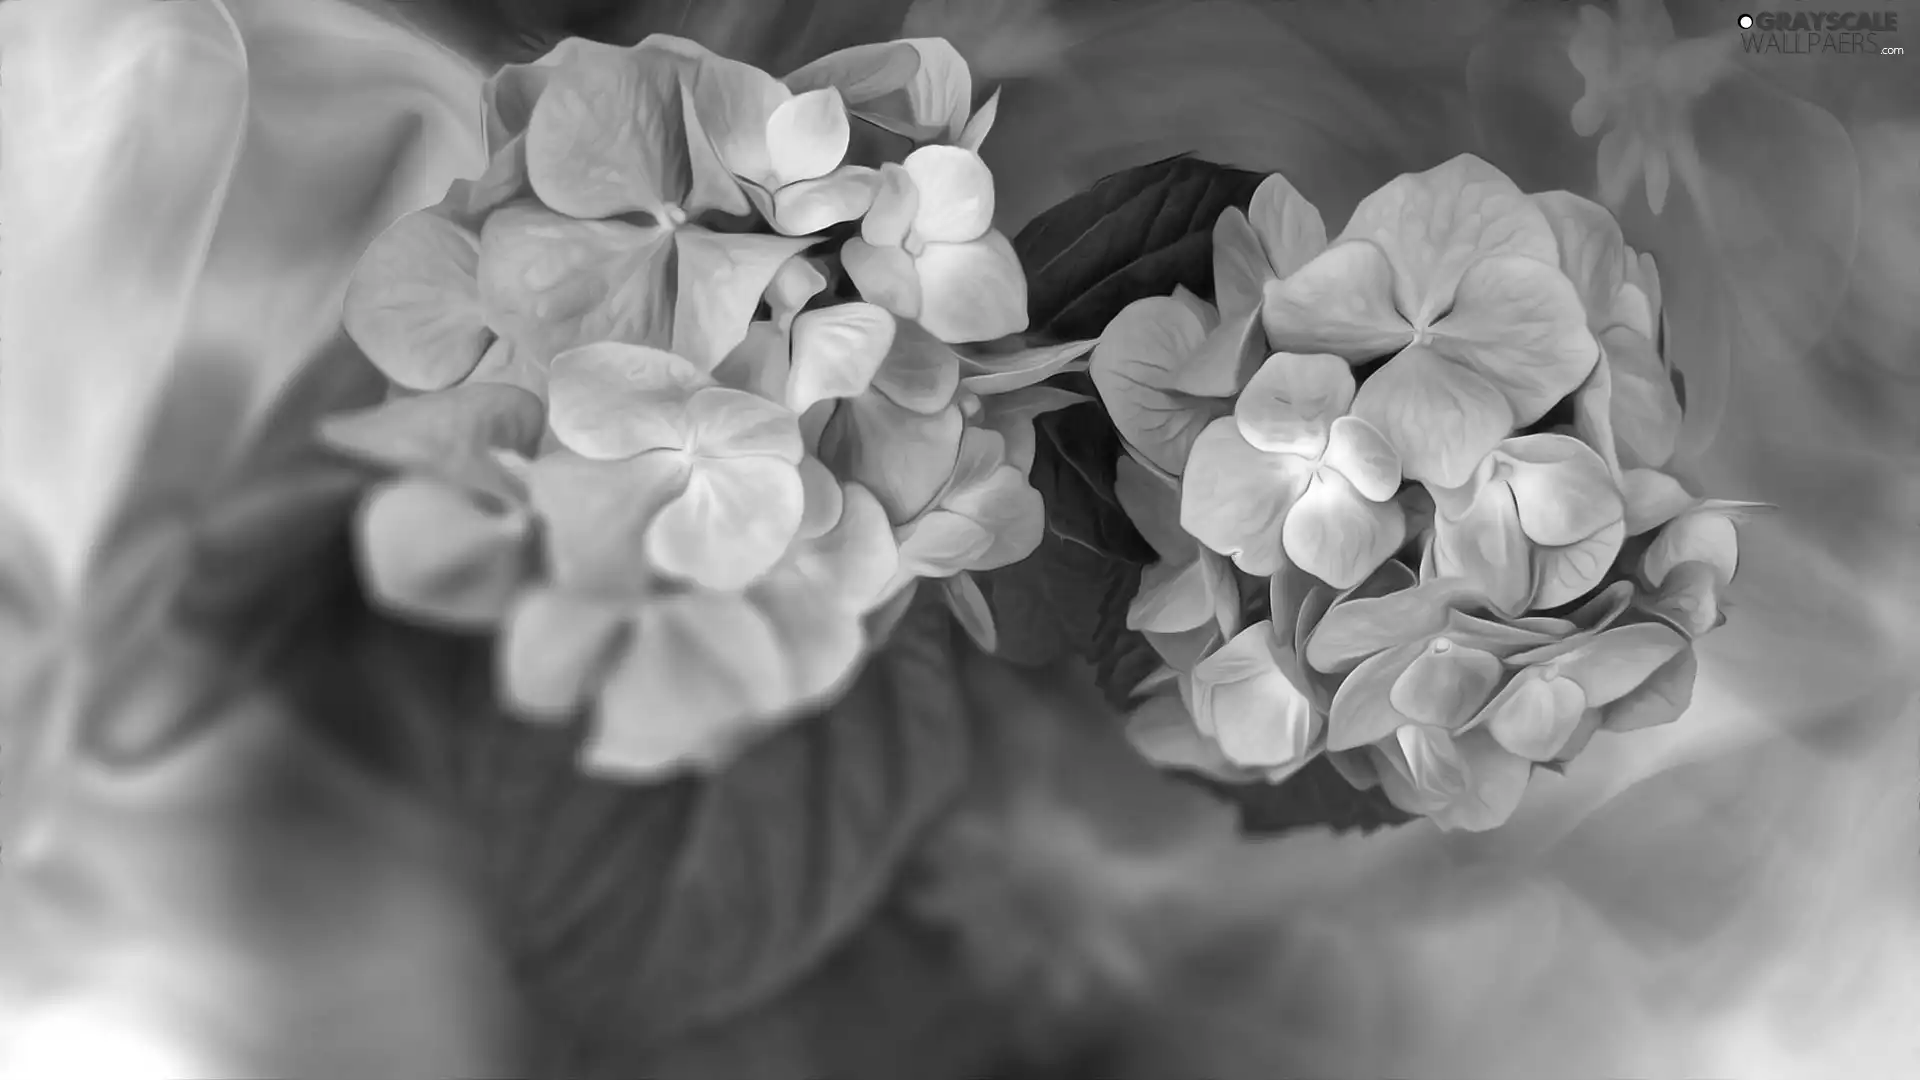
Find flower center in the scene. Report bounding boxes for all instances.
[662,204,689,229]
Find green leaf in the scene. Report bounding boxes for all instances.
[1013,154,1266,341]
[417,595,975,1054]
[1181,756,1417,836]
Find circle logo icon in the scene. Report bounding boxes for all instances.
[1738,14,1754,29]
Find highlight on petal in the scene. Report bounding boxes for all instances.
[1246,171,1329,280]
[527,451,686,594]
[823,393,966,522]
[1531,190,1627,321]
[672,229,816,370]
[843,237,924,320]
[589,593,794,777]
[1259,240,1412,361]
[1319,416,1402,502]
[903,144,995,244]
[1281,472,1407,591]
[1340,154,1560,315]
[1497,433,1625,546]
[770,167,880,236]
[1428,253,1599,424]
[1179,418,1313,577]
[786,302,898,413]
[499,587,629,716]
[477,204,675,364]
[646,455,806,590]
[358,478,531,627]
[685,49,790,188]
[343,209,489,391]
[1349,345,1516,488]
[765,87,851,186]
[912,230,1028,343]
[1532,519,1625,609]
[1090,296,1220,476]
[548,343,710,459]
[1233,352,1355,457]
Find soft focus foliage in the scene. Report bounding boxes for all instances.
[1092,154,1757,832]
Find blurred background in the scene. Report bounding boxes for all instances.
[0,0,1915,1076]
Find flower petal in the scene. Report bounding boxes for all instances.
[1349,345,1516,489]
[1246,171,1328,279]
[1129,557,1218,634]
[318,382,545,498]
[1642,507,1742,587]
[978,384,1086,473]
[1175,303,1268,399]
[903,145,995,244]
[786,38,972,142]
[672,228,817,370]
[957,338,1093,396]
[1233,352,1354,457]
[528,450,686,594]
[1394,724,1471,804]
[1531,190,1627,323]
[786,302,898,413]
[897,437,1043,575]
[1320,416,1403,502]
[1642,559,1723,639]
[710,321,793,403]
[1427,729,1531,832]
[1595,127,1647,212]
[1571,353,1624,479]
[590,593,793,777]
[359,478,531,627]
[524,45,710,219]
[478,204,675,365]
[685,48,789,189]
[1532,519,1625,609]
[1126,693,1246,779]
[499,587,630,716]
[1179,417,1313,577]
[1477,669,1588,762]
[939,572,998,652]
[1497,433,1625,546]
[1341,154,1560,317]
[1113,453,1194,562]
[647,455,806,589]
[1282,471,1407,591]
[752,577,868,703]
[958,87,1000,153]
[824,394,966,523]
[682,385,805,462]
[1211,207,1272,323]
[548,342,710,459]
[770,167,879,236]
[872,319,963,413]
[343,209,488,391]
[1090,296,1221,476]
[766,256,829,334]
[1555,621,1689,706]
[1428,254,1600,424]
[1600,644,1697,732]
[1197,626,1320,772]
[1260,240,1413,361]
[844,237,924,320]
[1429,482,1532,616]
[913,230,1028,343]
[765,86,850,186]
[1325,640,1426,750]
[1598,326,1682,469]
[1388,638,1504,729]
[796,456,845,540]
[1305,576,1481,674]
[862,163,919,248]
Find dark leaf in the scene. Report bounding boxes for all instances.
[1028,403,1156,565]
[1181,756,1417,836]
[402,596,977,1054]
[1013,154,1266,341]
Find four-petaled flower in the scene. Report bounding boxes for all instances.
[1425,432,1627,615]
[841,145,1028,344]
[1181,351,1407,589]
[1567,0,1736,215]
[1260,154,1599,489]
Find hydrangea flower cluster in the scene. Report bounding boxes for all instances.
[326,35,1089,779]
[1099,155,1761,831]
